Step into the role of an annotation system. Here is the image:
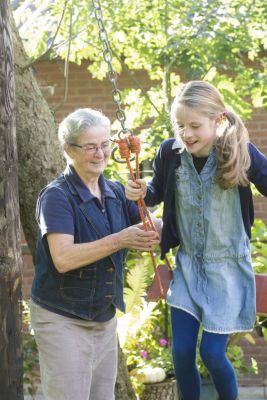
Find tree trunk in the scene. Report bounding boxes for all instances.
[12,18,64,259]
[116,340,137,400]
[0,1,23,398]
[12,15,136,400]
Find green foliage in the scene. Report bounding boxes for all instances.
[251,219,267,274]
[227,345,254,375]
[124,300,173,375]
[14,0,267,149]
[255,315,267,341]
[117,258,172,394]
[123,259,149,314]
[117,255,158,348]
[122,300,173,395]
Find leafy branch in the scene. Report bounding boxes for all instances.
[22,0,69,71]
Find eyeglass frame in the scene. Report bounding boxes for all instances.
[67,140,111,154]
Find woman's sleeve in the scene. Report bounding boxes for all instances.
[36,187,75,237]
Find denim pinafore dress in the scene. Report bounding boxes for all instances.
[166,148,256,333]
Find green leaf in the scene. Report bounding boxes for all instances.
[262,327,267,341]
[124,262,148,313]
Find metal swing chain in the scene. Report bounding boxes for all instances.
[91,0,129,139]
[91,0,171,300]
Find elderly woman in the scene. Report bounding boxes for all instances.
[30,108,159,400]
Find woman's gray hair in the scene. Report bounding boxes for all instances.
[58,108,111,146]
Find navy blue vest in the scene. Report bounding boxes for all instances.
[32,174,134,320]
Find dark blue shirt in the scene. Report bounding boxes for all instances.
[145,139,267,259]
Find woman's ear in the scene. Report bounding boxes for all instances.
[64,143,74,160]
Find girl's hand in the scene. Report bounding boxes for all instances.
[150,215,163,241]
[125,179,147,201]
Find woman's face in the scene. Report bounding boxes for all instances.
[175,105,218,157]
[65,126,111,179]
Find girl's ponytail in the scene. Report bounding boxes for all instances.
[215,110,251,189]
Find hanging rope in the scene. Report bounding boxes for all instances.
[113,135,166,297]
[91,0,172,299]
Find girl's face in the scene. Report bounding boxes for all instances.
[175,105,219,157]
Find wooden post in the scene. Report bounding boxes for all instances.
[0,1,24,398]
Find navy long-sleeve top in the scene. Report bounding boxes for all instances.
[145,139,267,259]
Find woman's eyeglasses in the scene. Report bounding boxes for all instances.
[68,141,111,154]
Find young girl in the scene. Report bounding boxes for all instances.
[125,81,267,400]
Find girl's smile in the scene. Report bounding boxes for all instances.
[175,105,219,157]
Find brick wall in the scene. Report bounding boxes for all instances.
[246,110,267,222]
[21,59,267,385]
[34,60,155,123]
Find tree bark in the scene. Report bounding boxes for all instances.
[12,15,136,400]
[12,18,64,259]
[116,340,137,400]
[0,1,23,398]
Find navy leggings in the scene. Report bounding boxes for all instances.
[171,307,238,400]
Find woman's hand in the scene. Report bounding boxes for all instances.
[47,224,160,273]
[125,179,147,201]
[117,223,160,251]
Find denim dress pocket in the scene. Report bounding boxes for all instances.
[175,169,192,203]
[60,267,96,301]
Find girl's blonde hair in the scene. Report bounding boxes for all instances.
[170,81,251,189]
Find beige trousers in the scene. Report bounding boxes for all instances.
[30,300,118,400]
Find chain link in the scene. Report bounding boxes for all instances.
[91,0,129,137]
